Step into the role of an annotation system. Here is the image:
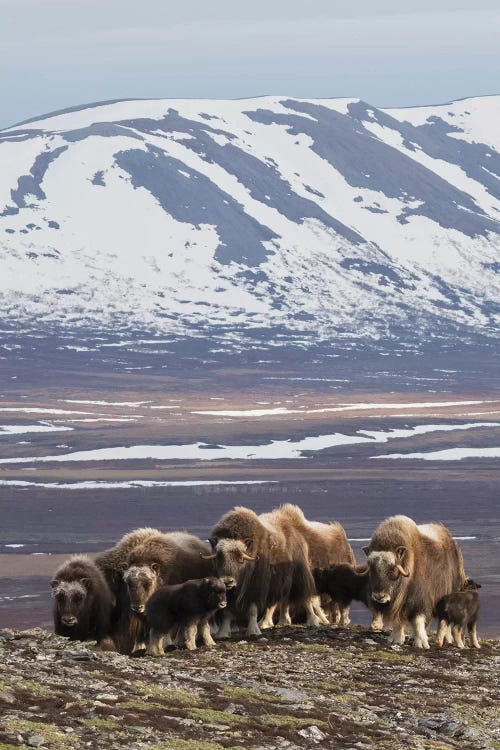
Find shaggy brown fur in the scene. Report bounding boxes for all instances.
[210,505,316,636]
[94,528,160,654]
[51,555,114,649]
[277,504,355,625]
[364,515,466,648]
[123,531,215,613]
[435,587,481,649]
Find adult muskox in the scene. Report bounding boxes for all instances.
[363,515,466,649]
[51,555,114,649]
[267,505,356,628]
[122,531,215,616]
[94,527,160,653]
[207,506,316,637]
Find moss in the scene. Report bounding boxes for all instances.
[221,685,282,704]
[259,713,327,729]
[359,650,412,662]
[120,699,166,712]
[1,719,77,749]
[80,717,122,730]
[187,708,250,726]
[296,644,331,653]
[149,741,241,750]
[134,685,202,706]
[0,744,21,750]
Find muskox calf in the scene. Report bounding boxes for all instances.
[145,576,236,656]
[51,555,114,649]
[435,579,481,649]
[313,564,384,631]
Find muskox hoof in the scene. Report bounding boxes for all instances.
[246,625,262,637]
[414,639,430,650]
[145,648,164,658]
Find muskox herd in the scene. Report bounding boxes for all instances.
[51,506,482,655]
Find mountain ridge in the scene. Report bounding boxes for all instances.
[1,94,499,349]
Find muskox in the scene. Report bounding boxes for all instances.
[94,527,161,653]
[270,505,356,628]
[313,563,385,631]
[363,516,466,649]
[208,506,316,637]
[145,576,236,655]
[123,531,215,616]
[435,579,481,649]
[51,555,114,648]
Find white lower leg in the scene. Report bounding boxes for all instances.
[217,610,232,639]
[329,603,341,625]
[370,611,384,631]
[389,623,406,645]
[444,624,453,644]
[246,603,262,636]
[305,598,321,627]
[277,603,292,627]
[470,622,481,649]
[452,624,465,649]
[260,604,277,629]
[436,619,448,647]
[200,619,216,647]
[313,596,330,626]
[413,615,430,649]
[339,606,350,627]
[184,622,198,651]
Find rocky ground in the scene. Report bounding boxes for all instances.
[0,626,499,750]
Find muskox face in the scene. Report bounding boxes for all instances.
[364,547,410,605]
[51,579,88,627]
[201,577,235,611]
[123,564,160,613]
[207,539,256,579]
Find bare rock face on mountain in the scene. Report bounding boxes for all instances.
[0,626,499,749]
[0,96,499,351]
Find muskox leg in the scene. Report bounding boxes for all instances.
[97,636,117,652]
[339,605,350,628]
[389,623,406,646]
[246,603,262,637]
[436,619,448,647]
[329,602,341,626]
[304,598,321,627]
[468,621,481,649]
[184,621,198,651]
[313,597,330,626]
[146,628,165,657]
[277,604,292,627]
[260,604,278,629]
[451,624,465,649]
[199,618,216,648]
[412,615,430,649]
[370,611,384,631]
[216,610,232,639]
[444,624,453,645]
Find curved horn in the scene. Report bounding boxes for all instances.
[241,551,256,561]
[200,552,216,560]
[396,564,410,578]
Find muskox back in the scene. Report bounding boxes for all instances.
[51,555,114,647]
[277,504,355,569]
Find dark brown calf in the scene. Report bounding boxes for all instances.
[145,576,236,655]
[435,582,481,649]
[313,563,384,631]
[51,555,114,649]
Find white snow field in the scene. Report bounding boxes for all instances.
[0,95,499,344]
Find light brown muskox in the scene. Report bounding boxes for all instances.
[264,505,356,628]
[208,506,316,637]
[122,530,215,649]
[364,515,466,649]
[94,527,160,653]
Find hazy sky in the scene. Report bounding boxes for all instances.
[1,0,499,128]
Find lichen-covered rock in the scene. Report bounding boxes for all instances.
[0,626,498,749]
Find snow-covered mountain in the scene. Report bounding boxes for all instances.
[1,95,499,349]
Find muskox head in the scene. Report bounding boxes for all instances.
[363,546,410,605]
[463,577,482,591]
[51,578,90,627]
[123,563,161,614]
[200,576,237,611]
[202,538,256,579]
